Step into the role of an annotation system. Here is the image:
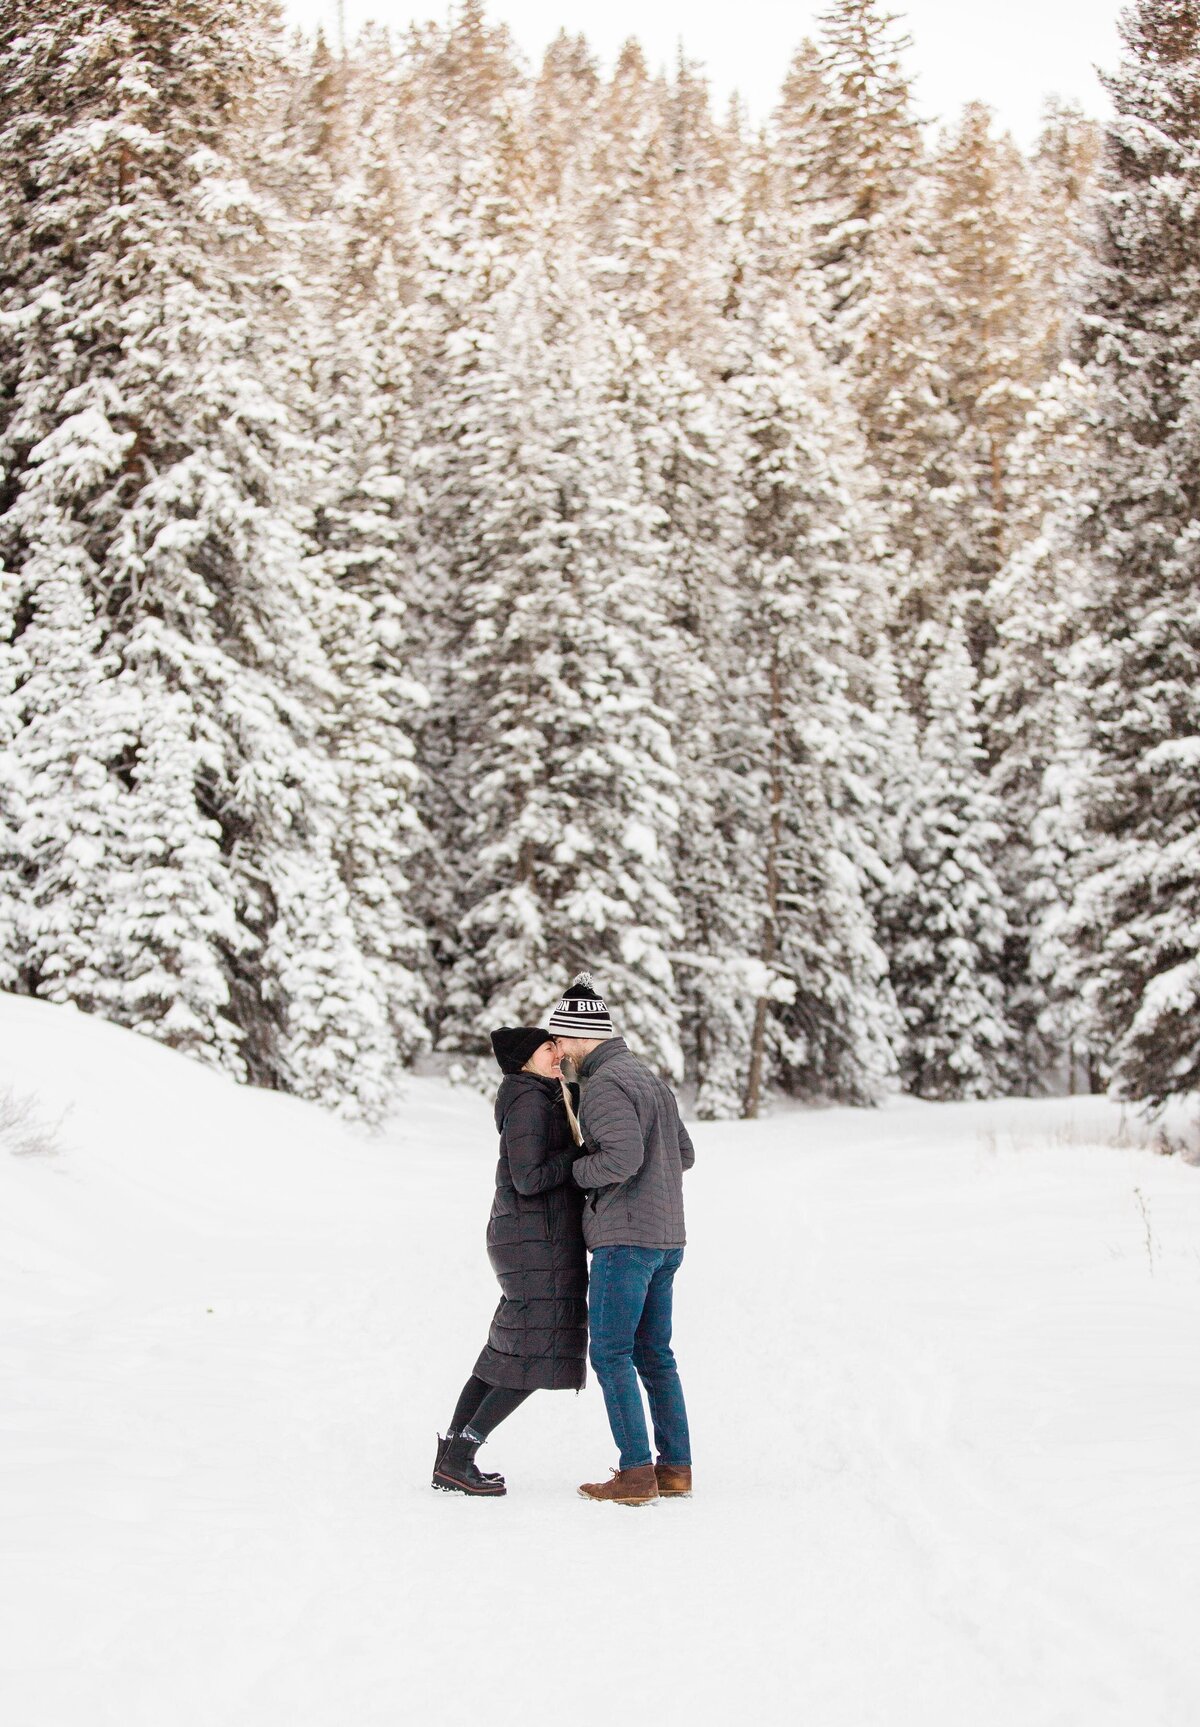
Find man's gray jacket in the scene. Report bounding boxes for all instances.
[572,1038,695,1250]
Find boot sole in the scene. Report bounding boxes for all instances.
[432,1473,506,1497]
[577,1489,659,1506]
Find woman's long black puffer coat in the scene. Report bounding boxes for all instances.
[473,1073,588,1392]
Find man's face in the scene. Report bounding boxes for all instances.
[553,1036,592,1069]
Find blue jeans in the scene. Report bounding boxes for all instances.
[588,1246,691,1470]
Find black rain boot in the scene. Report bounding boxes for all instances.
[432,1429,506,1497]
[434,1431,504,1487]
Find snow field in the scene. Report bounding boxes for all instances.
[2,993,1199,1726]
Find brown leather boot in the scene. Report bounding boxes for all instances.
[578,1465,660,1506]
[655,1464,692,1498]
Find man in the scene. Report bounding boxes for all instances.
[548,972,694,1507]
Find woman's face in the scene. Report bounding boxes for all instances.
[523,1040,561,1079]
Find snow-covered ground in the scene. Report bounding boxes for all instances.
[3,994,1199,1727]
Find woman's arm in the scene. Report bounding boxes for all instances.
[505,1090,576,1196]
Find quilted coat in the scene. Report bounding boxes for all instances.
[572,1037,695,1250]
[473,1073,588,1392]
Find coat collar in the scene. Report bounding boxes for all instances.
[578,1036,628,1079]
[494,1069,562,1128]
[497,1071,560,1097]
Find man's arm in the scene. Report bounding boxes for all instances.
[677,1107,695,1172]
[572,1078,646,1189]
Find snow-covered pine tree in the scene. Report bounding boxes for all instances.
[969,106,1098,1090]
[859,636,922,1079]
[1066,0,1200,1107]
[401,0,532,267]
[1026,100,1102,375]
[576,41,737,366]
[282,36,433,1068]
[307,311,432,1071]
[649,51,741,365]
[530,31,602,205]
[399,6,536,1019]
[918,104,1041,663]
[438,246,684,1075]
[0,0,397,1113]
[882,617,1013,1099]
[982,369,1098,1090]
[5,547,133,1017]
[790,0,923,351]
[729,285,897,1114]
[769,38,826,284]
[0,594,26,990]
[623,346,761,1115]
[104,660,246,1074]
[580,41,670,338]
[772,3,949,701]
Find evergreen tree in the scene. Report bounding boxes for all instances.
[0,586,27,991]
[982,368,1098,1089]
[920,104,1041,659]
[860,637,922,1078]
[400,5,536,1020]
[581,41,668,336]
[795,0,923,344]
[625,349,761,1115]
[973,108,1098,1090]
[105,663,246,1074]
[1027,100,1102,374]
[402,0,532,280]
[770,39,826,284]
[439,248,684,1075]
[285,37,433,1067]
[257,796,394,1118]
[0,0,398,1113]
[883,618,1013,1098]
[530,31,601,205]
[730,287,897,1114]
[773,3,950,705]
[8,550,133,1015]
[1067,0,1200,1106]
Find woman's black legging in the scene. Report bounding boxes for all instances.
[451,1374,532,1438]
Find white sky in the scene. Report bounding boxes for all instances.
[281,1,1125,146]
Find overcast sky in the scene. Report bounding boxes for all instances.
[281,1,1125,146]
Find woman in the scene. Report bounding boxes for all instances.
[432,1025,587,1497]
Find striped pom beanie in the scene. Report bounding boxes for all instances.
[547,972,614,1039]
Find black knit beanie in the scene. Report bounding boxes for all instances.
[490,1026,553,1075]
[547,972,614,1038]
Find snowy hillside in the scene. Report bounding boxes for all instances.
[2,993,1199,1727]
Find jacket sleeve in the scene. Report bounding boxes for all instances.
[505,1091,575,1196]
[677,1108,696,1172]
[572,1076,646,1190]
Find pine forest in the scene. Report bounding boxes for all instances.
[2,0,1197,1124]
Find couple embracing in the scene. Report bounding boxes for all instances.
[433,973,695,1506]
